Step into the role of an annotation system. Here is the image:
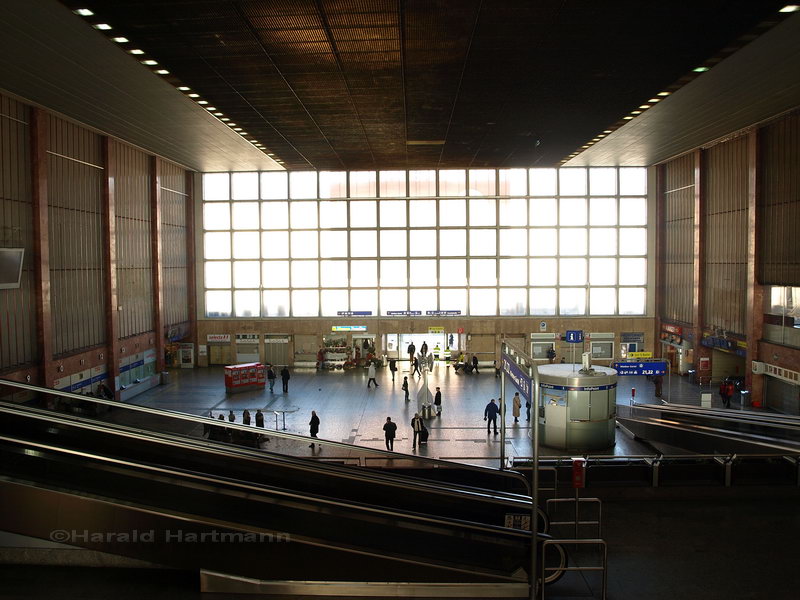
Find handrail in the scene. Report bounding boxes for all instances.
[626,401,800,425]
[0,378,531,493]
[0,438,528,582]
[0,402,533,509]
[0,432,533,543]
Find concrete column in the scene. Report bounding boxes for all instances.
[150,156,165,373]
[101,137,121,398]
[745,130,765,404]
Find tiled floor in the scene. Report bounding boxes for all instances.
[114,361,734,464]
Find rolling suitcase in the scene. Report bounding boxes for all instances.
[419,426,429,445]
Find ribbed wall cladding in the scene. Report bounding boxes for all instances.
[703,136,748,335]
[160,161,189,328]
[661,153,695,324]
[760,112,800,286]
[0,94,36,371]
[47,116,105,356]
[113,141,153,339]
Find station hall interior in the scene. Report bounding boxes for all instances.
[1,1,800,599]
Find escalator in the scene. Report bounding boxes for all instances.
[617,402,800,454]
[0,382,564,595]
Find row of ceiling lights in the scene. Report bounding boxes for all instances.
[562,3,799,164]
[72,7,284,167]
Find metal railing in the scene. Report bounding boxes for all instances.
[541,539,607,600]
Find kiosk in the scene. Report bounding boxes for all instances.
[224,363,266,393]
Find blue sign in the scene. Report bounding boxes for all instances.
[337,311,373,316]
[565,330,584,343]
[614,361,668,376]
[501,353,532,404]
[387,310,422,316]
[426,310,462,316]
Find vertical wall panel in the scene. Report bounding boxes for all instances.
[0,94,36,370]
[662,154,694,324]
[113,140,153,338]
[160,161,188,327]
[703,137,748,334]
[47,116,105,355]
[759,113,800,286]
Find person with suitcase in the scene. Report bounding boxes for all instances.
[419,423,429,446]
[411,412,424,449]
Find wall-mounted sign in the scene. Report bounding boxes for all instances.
[662,324,683,336]
[699,357,710,370]
[332,325,367,332]
[386,310,422,316]
[615,361,668,376]
[235,334,260,344]
[621,332,645,344]
[501,353,532,403]
[426,310,461,316]
[565,330,584,343]
[428,327,445,334]
[701,333,746,357]
[337,311,373,316]
[264,337,290,344]
[207,334,231,343]
[628,351,653,359]
[539,321,547,332]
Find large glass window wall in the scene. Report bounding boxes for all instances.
[202,168,648,317]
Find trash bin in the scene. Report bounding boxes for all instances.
[739,390,751,408]
[421,404,432,419]
[687,369,697,385]
[160,371,170,385]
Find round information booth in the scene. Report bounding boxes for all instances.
[537,363,617,451]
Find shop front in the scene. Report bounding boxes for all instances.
[206,333,232,365]
[660,324,693,375]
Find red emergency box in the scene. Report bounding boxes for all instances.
[224,363,266,393]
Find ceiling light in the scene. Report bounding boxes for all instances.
[597,134,606,138]
[267,153,274,156]
[623,116,634,120]
[155,69,169,75]
[93,23,112,30]
[197,100,208,105]
[74,8,94,16]
[233,127,242,131]
[214,112,223,116]
[141,59,158,66]
[581,145,589,149]
[238,132,248,136]
[592,138,600,141]
[639,104,651,109]
[111,37,129,43]
[603,130,612,134]
[177,86,190,91]
[648,98,661,103]
[205,106,216,111]
[779,5,799,12]
[631,111,642,115]
[188,93,199,98]
[227,123,237,127]
[692,66,710,73]
[657,91,670,96]
[220,117,230,121]
[129,49,144,55]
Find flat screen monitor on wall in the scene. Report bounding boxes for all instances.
[0,248,25,290]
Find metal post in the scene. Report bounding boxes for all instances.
[530,362,539,600]
[500,370,506,469]
[668,365,672,404]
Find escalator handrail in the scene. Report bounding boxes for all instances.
[629,401,800,425]
[0,402,534,509]
[0,432,533,543]
[0,379,531,493]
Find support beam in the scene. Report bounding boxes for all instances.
[745,130,764,405]
[654,164,665,357]
[692,149,712,379]
[151,156,165,373]
[101,137,121,398]
[30,108,54,388]
[185,171,197,350]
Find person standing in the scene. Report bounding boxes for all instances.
[434,387,442,416]
[411,413,424,449]
[547,346,556,363]
[267,364,276,393]
[420,341,428,357]
[242,409,251,426]
[367,361,379,388]
[725,381,735,408]
[472,354,480,374]
[309,410,320,448]
[228,410,236,422]
[484,398,500,434]
[389,358,397,382]
[652,374,664,398]
[402,376,409,402]
[412,356,421,376]
[433,344,440,361]
[512,392,521,424]
[719,380,729,408]
[526,397,532,422]
[281,366,290,393]
[255,409,265,428]
[383,417,397,451]
[407,342,416,366]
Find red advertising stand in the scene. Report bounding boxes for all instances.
[224,363,266,394]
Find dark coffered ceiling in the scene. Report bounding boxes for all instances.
[57,0,795,170]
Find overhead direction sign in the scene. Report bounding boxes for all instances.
[565,330,584,343]
[614,361,667,376]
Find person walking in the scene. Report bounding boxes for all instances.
[267,364,276,393]
[389,358,397,381]
[484,398,500,434]
[472,354,480,374]
[309,410,320,448]
[281,366,290,393]
[719,380,729,408]
[526,396,532,422]
[255,409,264,428]
[411,413,424,449]
[367,361,379,388]
[652,374,664,398]
[412,356,421,376]
[420,341,428,357]
[434,387,442,416]
[547,346,556,363]
[228,410,236,422]
[407,342,416,366]
[433,344,440,361]
[383,417,397,451]
[242,409,251,426]
[512,392,521,423]
[402,376,409,402]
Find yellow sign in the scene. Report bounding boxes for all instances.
[628,351,653,358]
[428,327,445,334]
